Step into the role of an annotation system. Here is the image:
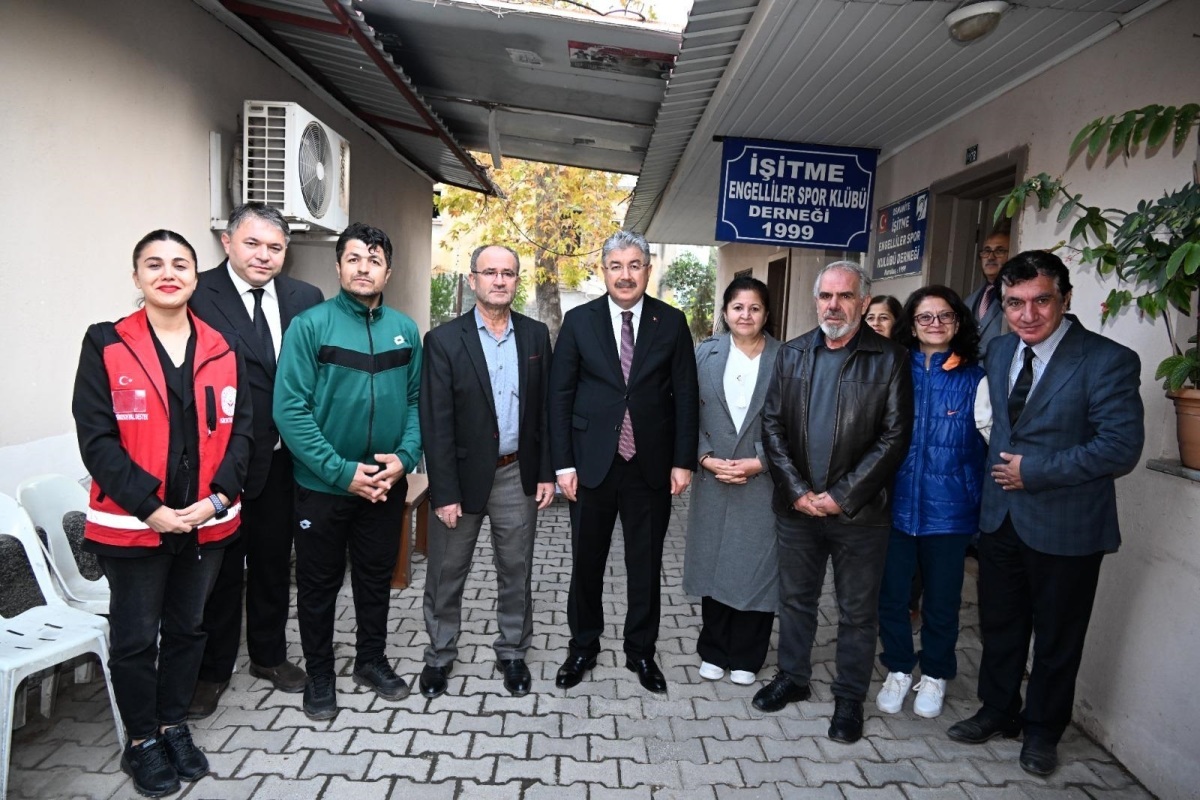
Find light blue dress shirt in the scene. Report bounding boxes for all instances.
[475,307,520,456]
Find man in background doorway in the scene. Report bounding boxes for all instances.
[964,229,1009,357]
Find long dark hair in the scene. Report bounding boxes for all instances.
[899,285,980,365]
[132,229,197,270]
[864,295,904,340]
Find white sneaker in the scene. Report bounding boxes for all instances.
[729,670,756,685]
[912,676,946,718]
[875,671,912,714]
[698,661,725,681]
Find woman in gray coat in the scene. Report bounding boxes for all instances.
[684,276,781,686]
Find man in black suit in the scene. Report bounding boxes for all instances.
[417,245,555,699]
[187,203,323,717]
[948,251,1143,776]
[549,230,699,694]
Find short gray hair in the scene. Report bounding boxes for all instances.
[813,260,871,299]
[470,244,520,272]
[227,202,291,244]
[601,230,651,264]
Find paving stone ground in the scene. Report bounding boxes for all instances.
[8,494,1153,798]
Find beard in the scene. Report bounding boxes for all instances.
[820,317,859,340]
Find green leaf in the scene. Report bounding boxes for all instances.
[1057,195,1078,224]
[1070,217,1089,242]
[1070,120,1098,156]
[1165,242,1188,278]
[1005,195,1019,219]
[1109,111,1138,157]
[1088,214,1109,244]
[1088,116,1114,158]
[1184,241,1200,276]
[1175,103,1200,149]
[1148,105,1176,148]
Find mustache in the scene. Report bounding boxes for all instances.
[614,280,638,289]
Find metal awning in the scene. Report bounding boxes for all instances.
[628,0,1162,245]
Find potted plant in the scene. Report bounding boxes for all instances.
[998,103,1200,469]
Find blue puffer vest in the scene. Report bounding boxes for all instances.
[891,348,987,536]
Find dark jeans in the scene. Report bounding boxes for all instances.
[99,547,224,739]
[199,448,296,681]
[776,513,889,703]
[697,596,775,673]
[293,484,405,677]
[877,528,972,679]
[977,517,1103,742]
[567,453,672,661]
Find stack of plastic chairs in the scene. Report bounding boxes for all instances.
[0,493,123,798]
[17,474,110,615]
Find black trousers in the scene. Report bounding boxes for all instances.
[567,453,672,660]
[977,516,1104,742]
[99,547,223,739]
[293,481,406,677]
[198,448,295,681]
[697,596,775,673]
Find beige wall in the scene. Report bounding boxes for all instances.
[0,0,433,488]
[869,2,1200,797]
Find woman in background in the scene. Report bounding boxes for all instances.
[874,285,988,720]
[864,295,903,339]
[684,276,782,686]
[73,230,252,797]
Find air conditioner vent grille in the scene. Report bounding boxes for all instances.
[245,105,287,207]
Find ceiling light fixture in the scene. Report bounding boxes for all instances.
[945,1,1009,43]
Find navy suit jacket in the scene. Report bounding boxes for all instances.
[964,280,1004,357]
[979,322,1144,556]
[189,262,323,498]
[419,309,553,513]
[549,294,699,490]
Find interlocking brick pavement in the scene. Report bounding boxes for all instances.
[8,495,1152,798]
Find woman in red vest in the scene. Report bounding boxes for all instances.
[72,229,252,798]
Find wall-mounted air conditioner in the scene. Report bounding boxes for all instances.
[242,100,350,233]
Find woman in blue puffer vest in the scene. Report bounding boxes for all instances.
[874,285,990,720]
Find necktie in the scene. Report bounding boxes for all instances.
[618,310,637,460]
[1008,346,1035,426]
[250,288,276,371]
[978,283,994,321]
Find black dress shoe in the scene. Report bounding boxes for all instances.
[497,658,532,696]
[160,722,209,782]
[352,657,411,700]
[250,660,307,693]
[121,737,180,798]
[828,697,865,744]
[947,709,1022,744]
[1020,736,1059,776]
[752,673,811,712]
[555,654,597,689]
[186,679,228,720]
[625,657,667,694]
[420,664,451,699]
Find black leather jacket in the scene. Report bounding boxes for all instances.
[762,325,913,525]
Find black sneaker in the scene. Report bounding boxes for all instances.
[303,673,338,720]
[352,657,411,700]
[120,736,181,797]
[159,722,209,782]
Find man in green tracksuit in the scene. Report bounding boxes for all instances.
[274,222,422,720]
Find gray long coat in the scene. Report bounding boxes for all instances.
[682,333,782,612]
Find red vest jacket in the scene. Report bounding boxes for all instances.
[84,310,242,546]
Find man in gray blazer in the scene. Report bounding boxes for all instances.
[948,251,1144,777]
[963,230,1008,356]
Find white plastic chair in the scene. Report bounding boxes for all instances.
[17,474,110,616]
[0,494,124,798]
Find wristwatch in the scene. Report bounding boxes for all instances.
[209,493,228,519]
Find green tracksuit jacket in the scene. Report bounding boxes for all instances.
[274,289,423,496]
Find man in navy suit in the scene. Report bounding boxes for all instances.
[963,230,1009,357]
[948,251,1144,776]
[188,203,323,717]
[549,230,699,694]
[418,245,555,700]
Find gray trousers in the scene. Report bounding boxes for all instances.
[423,461,538,667]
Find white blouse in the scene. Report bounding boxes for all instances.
[723,345,761,434]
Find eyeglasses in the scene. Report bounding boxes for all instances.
[602,262,646,274]
[913,311,958,327]
[980,247,1009,257]
[472,269,518,280]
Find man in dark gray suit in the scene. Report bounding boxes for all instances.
[948,251,1144,777]
[963,230,1008,356]
[188,203,323,717]
[418,245,555,700]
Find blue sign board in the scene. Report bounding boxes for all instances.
[716,137,877,250]
[871,189,929,281]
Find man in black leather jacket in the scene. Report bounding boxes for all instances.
[754,261,913,745]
